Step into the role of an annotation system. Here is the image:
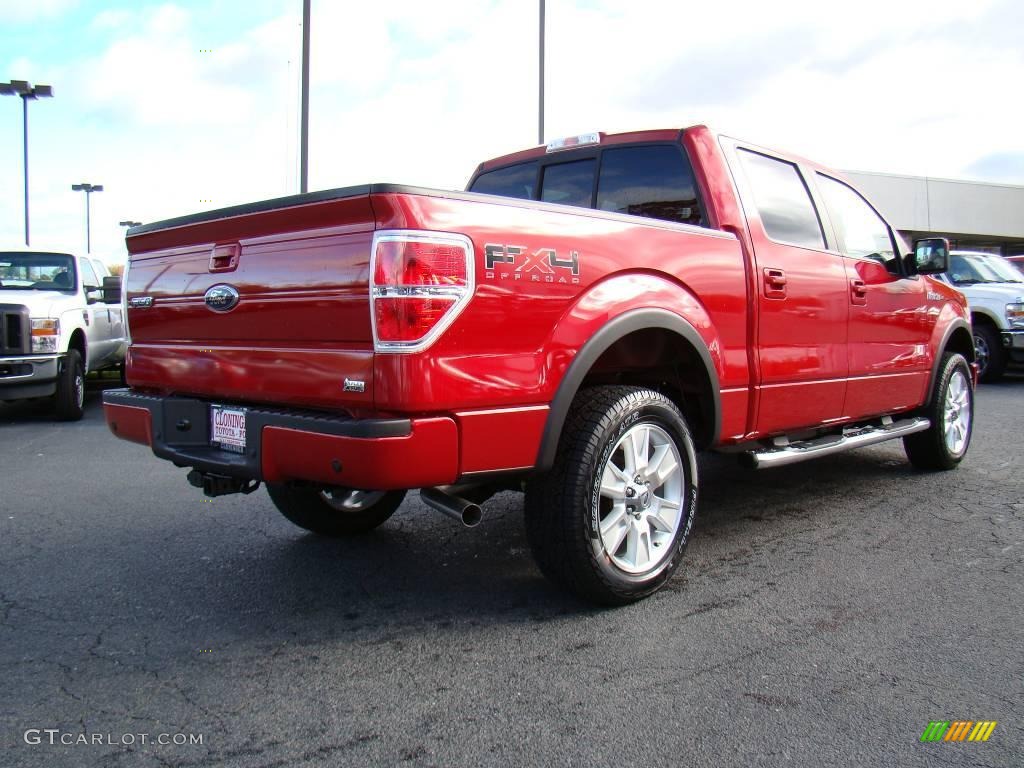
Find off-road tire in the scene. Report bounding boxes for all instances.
[525,386,698,605]
[904,352,973,470]
[54,349,85,421]
[267,484,405,536]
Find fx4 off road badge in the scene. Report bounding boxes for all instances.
[484,244,581,284]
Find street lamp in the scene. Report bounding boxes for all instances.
[1,80,54,246]
[71,183,103,254]
[300,0,311,193]
[119,220,141,228]
[538,0,545,146]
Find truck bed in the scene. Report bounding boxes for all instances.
[124,183,748,429]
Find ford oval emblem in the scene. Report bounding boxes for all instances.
[204,284,240,313]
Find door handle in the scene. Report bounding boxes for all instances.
[850,278,867,305]
[763,268,787,298]
[209,243,241,273]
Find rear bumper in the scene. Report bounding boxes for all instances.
[102,389,459,490]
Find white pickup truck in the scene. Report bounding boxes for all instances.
[936,251,1024,381]
[0,249,127,420]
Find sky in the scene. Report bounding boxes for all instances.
[1,0,1022,264]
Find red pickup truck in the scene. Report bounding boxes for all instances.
[104,126,975,604]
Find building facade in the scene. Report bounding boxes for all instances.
[845,171,1024,259]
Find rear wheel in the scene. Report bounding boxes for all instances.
[525,386,698,605]
[267,484,406,536]
[904,352,973,470]
[973,323,1006,382]
[54,349,85,421]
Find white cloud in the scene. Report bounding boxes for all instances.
[0,0,77,23]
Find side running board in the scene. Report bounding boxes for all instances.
[741,416,931,470]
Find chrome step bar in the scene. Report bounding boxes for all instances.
[740,416,931,470]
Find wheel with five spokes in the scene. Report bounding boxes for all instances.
[525,386,698,605]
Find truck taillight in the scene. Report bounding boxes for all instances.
[370,230,475,352]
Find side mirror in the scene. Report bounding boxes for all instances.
[911,237,950,275]
[102,275,122,304]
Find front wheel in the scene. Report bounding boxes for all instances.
[54,349,85,421]
[903,352,973,470]
[525,386,698,605]
[973,324,1006,382]
[267,484,406,536]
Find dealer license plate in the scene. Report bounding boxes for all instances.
[210,406,247,453]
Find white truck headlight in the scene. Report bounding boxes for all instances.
[1007,301,1024,329]
[31,318,60,353]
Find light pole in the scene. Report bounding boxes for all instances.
[1,80,54,246]
[300,0,311,193]
[538,0,545,146]
[71,183,103,254]
[119,220,141,228]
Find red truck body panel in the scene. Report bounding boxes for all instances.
[106,125,972,491]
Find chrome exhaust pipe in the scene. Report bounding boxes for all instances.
[420,487,483,528]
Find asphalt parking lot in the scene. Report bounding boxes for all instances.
[1,375,1021,768]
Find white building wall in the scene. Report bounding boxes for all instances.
[844,171,1024,240]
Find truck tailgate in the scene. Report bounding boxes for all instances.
[124,189,377,411]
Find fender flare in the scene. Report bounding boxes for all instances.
[535,308,722,471]
[968,307,1002,328]
[66,327,88,371]
[925,318,973,407]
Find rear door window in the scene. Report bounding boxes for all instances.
[738,149,826,250]
[540,159,596,207]
[597,145,703,226]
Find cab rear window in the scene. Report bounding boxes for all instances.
[469,143,705,228]
[470,162,538,200]
[597,145,703,227]
[540,159,595,207]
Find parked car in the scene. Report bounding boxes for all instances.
[1006,254,1024,275]
[0,249,127,420]
[103,126,975,604]
[933,251,1024,381]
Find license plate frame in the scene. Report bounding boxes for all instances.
[210,405,247,454]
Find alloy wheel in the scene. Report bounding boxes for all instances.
[943,369,971,456]
[320,488,386,512]
[597,423,685,574]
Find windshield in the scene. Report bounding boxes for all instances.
[948,253,1024,285]
[0,252,77,291]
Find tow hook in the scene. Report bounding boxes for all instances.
[187,470,261,497]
